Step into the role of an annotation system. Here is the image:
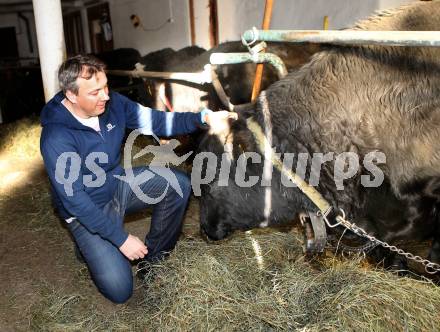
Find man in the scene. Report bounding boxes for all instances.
[40,55,237,303]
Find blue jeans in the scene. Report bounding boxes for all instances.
[66,167,191,303]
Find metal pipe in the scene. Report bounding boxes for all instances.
[210,52,287,78]
[243,29,440,47]
[32,0,66,101]
[107,63,258,113]
[106,63,212,85]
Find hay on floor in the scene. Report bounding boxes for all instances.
[5,118,440,331]
[30,230,440,331]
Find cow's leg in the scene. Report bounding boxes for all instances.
[428,219,440,263]
[428,238,440,263]
[385,253,409,274]
[367,246,408,274]
[200,191,233,241]
[421,178,440,264]
[399,177,440,268]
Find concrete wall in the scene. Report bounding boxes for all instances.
[379,0,417,9]
[216,0,418,43]
[0,0,420,60]
[108,0,191,56]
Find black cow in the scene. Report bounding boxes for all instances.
[197,2,440,267]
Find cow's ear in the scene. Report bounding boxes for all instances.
[233,103,256,119]
[234,129,257,155]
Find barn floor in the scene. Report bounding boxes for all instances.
[0,120,201,330]
[2,118,440,331]
[0,159,203,330]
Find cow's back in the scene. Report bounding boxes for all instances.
[260,1,440,197]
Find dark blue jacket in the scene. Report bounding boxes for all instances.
[40,91,203,247]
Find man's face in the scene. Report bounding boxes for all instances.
[71,70,109,118]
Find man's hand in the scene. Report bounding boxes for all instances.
[204,110,238,136]
[119,234,148,261]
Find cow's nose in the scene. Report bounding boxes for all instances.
[201,221,233,242]
[200,224,214,242]
[200,223,222,242]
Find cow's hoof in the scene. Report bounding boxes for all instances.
[427,247,440,266]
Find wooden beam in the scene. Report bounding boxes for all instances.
[188,0,196,45]
[251,0,274,102]
[209,0,218,47]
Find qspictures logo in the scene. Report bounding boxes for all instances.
[114,130,192,204]
[54,129,386,204]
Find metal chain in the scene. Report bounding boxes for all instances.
[245,114,440,274]
[327,237,379,254]
[323,209,440,274]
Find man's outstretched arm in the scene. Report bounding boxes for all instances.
[118,92,237,137]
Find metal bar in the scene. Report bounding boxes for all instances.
[107,52,288,86]
[210,52,287,79]
[106,63,212,85]
[243,29,440,47]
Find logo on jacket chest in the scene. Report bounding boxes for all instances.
[106,123,116,132]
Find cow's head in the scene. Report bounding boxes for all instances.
[197,108,315,241]
[197,114,260,241]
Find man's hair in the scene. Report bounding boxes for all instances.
[58,55,106,94]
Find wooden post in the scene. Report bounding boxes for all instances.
[323,16,329,30]
[209,0,219,47]
[189,0,196,45]
[251,0,274,102]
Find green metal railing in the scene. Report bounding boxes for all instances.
[209,52,287,79]
[242,29,440,47]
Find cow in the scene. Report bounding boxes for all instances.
[95,48,153,105]
[100,43,319,112]
[137,42,319,113]
[197,2,440,269]
[163,41,320,107]
[135,43,320,157]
